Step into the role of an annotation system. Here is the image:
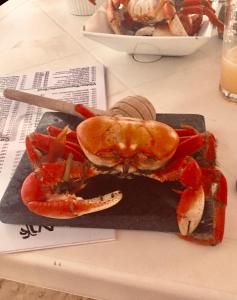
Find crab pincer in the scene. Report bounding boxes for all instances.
[21,160,122,218]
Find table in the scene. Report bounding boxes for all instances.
[1,1,237,299]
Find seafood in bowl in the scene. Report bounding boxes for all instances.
[89,0,224,36]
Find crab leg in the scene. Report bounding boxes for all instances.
[163,1,188,36]
[47,125,78,144]
[74,103,97,119]
[112,0,129,7]
[107,0,123,34]
[178,168,227,245]
[180,5,224,32]
[26,130,85,166]
[182,0,215,11]
[175,127,198,137]
[201,168,227,244]
[171,132,216,167]
[147,156,205,236]
[178,13,203,35]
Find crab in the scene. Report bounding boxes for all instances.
[20,103,227,245]
[89,0,224,36]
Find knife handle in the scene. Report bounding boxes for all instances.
[3,89,105,118]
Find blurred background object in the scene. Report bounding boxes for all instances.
[219,0,237,102]
[67,0,104,16]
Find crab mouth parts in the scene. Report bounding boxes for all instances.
[54,179,86,195]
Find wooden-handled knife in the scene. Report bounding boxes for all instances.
[3,88,106,118]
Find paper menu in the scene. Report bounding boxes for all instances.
[0,222,115,253]
[0,64,115,253]
[0,65,107,200]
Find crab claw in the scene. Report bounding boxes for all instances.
[22,180,122,219]
[177,186,205,235]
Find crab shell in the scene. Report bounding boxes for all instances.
[76,116,179,173]
[126,0,167,22]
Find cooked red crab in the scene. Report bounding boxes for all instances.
[21,104,227,245]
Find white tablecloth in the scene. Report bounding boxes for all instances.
[0,1,237,299]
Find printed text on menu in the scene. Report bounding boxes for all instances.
[0,65,106,200]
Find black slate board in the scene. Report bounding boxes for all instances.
[0,112,213,235]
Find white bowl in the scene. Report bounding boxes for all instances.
[82,0,218,56]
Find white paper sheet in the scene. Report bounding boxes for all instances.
[0,64,115,253]
[0,65,107,198]
[0,222,115,253]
